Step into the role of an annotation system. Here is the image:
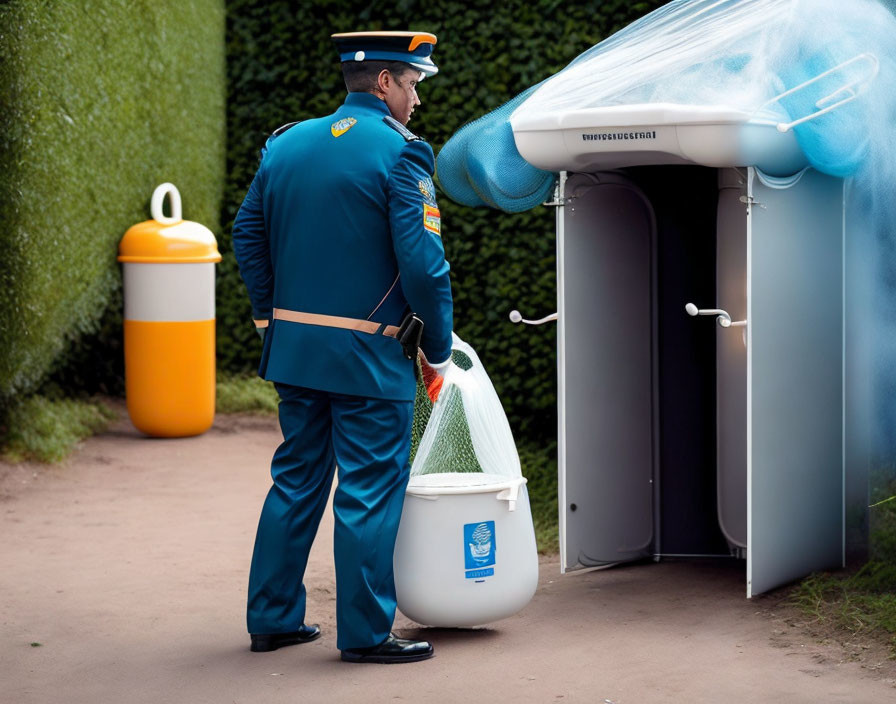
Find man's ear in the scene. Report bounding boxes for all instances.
[376,69,392,94]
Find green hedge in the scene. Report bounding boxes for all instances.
[0,396,116,463]
[222,0,666,443]
[0,0,226,403]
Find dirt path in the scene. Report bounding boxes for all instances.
[2,410,894,703]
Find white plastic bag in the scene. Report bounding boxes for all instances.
[411,333,521,481]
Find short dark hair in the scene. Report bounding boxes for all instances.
[341,60,415,93]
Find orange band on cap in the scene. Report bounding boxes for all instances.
[408,33,437,51]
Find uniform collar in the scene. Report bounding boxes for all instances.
[343,91,391,116]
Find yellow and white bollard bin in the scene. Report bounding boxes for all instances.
[118,183,221,437]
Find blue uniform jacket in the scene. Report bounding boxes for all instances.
[231,92,454,402]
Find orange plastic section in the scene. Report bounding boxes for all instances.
[118,220,222,264]
[407,33,438,51]
[124,319,216,437]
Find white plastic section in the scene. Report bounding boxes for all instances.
[407,475,527,509]
[150,183,183,225]
[511,103,808,177]
[393,479,539,627]
[123,262,216,322]
[745,167,845,597]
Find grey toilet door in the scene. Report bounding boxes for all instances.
[746,167,845,597]
[558,172,656,572]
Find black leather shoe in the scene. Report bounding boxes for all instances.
[341,633,434,664]
[250,624,321,652]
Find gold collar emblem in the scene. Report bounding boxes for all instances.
[331,117,357,137]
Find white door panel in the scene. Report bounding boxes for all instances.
[747,168,844,596]
[558,172,656,571]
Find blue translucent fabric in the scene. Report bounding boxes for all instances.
[437,85,556,212]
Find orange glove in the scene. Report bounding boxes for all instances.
[418,351,448,403]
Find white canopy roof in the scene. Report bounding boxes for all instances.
[511,102,809,175]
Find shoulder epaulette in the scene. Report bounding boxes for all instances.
[271,121,299,137]
[383,115,422,142]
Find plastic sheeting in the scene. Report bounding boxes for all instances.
[437,0,896,209]
[410,333,522,481]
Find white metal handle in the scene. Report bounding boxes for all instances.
[685,302,745,328]
[757,53,879,133]
[509,310,558,326]
[150,183,183,225]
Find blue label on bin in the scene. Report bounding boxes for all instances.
[465,568,495,580]
[464,521,496,571]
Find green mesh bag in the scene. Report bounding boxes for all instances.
[409,360,433,464]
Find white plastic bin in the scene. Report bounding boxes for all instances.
[394,473,539,627]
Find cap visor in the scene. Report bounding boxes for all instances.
[409,58,438,77]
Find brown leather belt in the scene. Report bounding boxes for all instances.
[254,308,399,338]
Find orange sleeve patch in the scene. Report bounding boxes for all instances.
[423,203,441,236]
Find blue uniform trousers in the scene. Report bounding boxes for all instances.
[246,383,413,650]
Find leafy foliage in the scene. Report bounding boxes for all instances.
[0,0,226,404]
[0,397,115,463]
[790,465,896,654]
[215,372,279,414]
[790,561,896,654]
[519,440,559,554]
[221,0,669,446]
[869,466,896,563]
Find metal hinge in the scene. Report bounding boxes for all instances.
[542,180,565,207]
[739,195,766,211]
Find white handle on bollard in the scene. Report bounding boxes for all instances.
[151,183,183,225]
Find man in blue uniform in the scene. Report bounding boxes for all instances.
[231,31,453,664]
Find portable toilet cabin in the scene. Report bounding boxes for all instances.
[511,102,855,597]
